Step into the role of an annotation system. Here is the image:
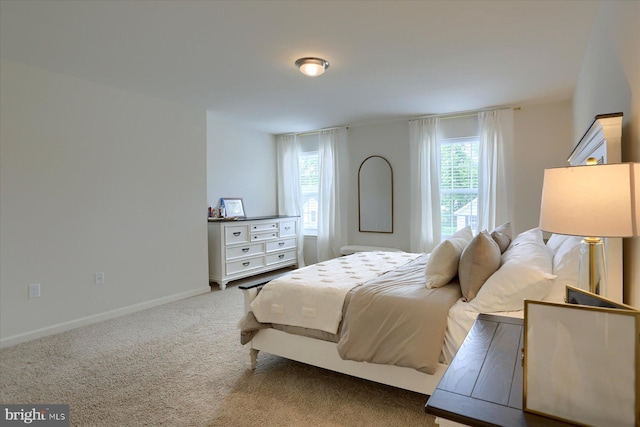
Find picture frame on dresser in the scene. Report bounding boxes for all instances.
[221,197,246,218]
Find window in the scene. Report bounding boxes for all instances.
[440,137,479,239]
[299,151,319,235]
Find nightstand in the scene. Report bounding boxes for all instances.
[425,313,572,427]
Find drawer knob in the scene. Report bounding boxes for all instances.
[233,232,241,237]
[242,248,250,252]
[278,242,285,246]
[243,261,250,267]
[278,254,285,259]
[285,226,291,230]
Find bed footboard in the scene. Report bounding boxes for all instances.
[239,285,445,395]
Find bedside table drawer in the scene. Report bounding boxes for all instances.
[226,242,264,260]
[226,256,265,275]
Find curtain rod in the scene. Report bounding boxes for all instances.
[280,104,521,136]
[411,105,520,121]
[280,125,349,138]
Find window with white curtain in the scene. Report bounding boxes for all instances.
[438,114,480,239]
[299,151,319,234]
[440,136,479,238]
[297,133,320,235]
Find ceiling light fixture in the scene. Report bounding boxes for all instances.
[295,57,329,77]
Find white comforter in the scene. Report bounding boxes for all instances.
[249,251,420,334]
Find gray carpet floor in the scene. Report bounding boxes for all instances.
[0,285,437,426]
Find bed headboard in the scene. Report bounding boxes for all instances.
[567,112,624,303]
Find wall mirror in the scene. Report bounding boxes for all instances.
[358,155,393,233]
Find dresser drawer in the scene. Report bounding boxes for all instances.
[279,220,297,237]
[266,250,296,266]
[266,238,296,253]
[225,225,249,244]
[251,222,278,233]
[226,242,264,260]
[251,231,278,242]
[226,256,265,275]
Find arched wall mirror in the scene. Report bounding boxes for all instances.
[358,155,393,233]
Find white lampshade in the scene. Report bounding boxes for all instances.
[539,163,639,237]
[295,57,329,77]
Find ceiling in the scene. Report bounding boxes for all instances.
[0,0,601,134]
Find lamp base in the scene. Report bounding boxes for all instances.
[578,237,607,295]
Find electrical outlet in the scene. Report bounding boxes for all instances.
[28,283,40,298]
[95,272,105,286]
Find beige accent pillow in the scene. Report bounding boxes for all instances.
[425,226,473,289]
[458,231,501,302]
[490,221,512,253]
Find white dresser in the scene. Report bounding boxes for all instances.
[208,216,299,289]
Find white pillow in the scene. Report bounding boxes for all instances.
[543,235,583,302]
[425,226,473,288]
[469,232,555,313]
[508,227,542,248]
[546,233,571,253]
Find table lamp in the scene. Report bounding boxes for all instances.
[539,162,639,295]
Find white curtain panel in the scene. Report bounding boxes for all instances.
[409,117,441,253]
[276,134,305,267]
[317,127,349,261]
[478,109,514,232]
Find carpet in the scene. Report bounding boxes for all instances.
[0,285,437,426]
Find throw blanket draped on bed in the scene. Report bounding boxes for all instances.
[250,251,420,334]
[337,254,461,374]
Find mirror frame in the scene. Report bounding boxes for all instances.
[358,155,393,233]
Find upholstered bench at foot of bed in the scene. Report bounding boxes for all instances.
[339,245,402,255]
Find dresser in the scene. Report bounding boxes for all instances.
[208,216,299,289]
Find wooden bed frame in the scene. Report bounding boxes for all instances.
[240,285,447,395]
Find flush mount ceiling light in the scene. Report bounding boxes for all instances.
[295,57,329,77]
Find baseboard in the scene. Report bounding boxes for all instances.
[0,286,211,348]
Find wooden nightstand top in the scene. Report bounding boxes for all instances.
[425,313,573,427]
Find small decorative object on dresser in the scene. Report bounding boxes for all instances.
[219,197,246,218]
[208,216,299,289]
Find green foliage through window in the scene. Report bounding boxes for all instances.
[440,138,479,238]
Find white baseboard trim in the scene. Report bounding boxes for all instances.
[0,286,211,348]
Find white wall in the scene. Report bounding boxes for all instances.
[206,113,276,217]
[0,60,209,346]
[513,101,574,232]
[342,102,573,253]
[572,1,640,306]
[347,121,412,251]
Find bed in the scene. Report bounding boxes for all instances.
[239,225,584,395]
[238,112,624,397]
